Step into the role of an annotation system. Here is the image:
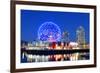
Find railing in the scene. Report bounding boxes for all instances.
[21,49,89,55]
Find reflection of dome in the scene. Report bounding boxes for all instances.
[38,22,61,42]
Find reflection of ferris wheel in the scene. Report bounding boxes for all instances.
[38,22,61,42]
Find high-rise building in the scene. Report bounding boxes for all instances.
[61,31,69,43]
[76,26,86,49]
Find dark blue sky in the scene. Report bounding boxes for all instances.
[21,9,90,43]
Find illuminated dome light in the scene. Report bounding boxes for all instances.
[38,22,61,42]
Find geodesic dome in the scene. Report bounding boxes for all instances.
[38,22,61,42]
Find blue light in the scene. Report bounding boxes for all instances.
[38,22,61,42]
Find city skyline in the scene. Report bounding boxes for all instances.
[21,10,90,43]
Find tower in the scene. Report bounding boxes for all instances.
[76,26,86,49]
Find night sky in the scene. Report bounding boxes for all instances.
[21,10,90,43]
